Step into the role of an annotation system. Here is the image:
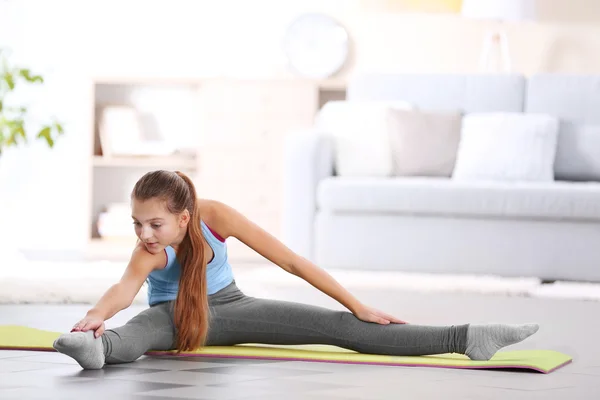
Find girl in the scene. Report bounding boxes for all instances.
[53,170,539,370]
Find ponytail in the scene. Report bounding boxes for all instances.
[173,171,209,352]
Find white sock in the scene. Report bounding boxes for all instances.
[53,331,105,370]
[465,323,539,361]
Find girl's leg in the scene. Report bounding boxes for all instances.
[53,301,176,369]
[102,301,176,364]
[205,282,466,356]
[206,282,539,360]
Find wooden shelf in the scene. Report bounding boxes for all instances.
[92,76,205,85]
[93,155,197,169]
[91,75,347,90]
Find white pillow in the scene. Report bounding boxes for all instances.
[554,124,600,181]
[387,109,463,177]
[316,100,413,177]
[452,113,559,182]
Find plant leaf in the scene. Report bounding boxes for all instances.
[6,134,16,145]
[4,72,14,90]
[7,122,26,145]
[17,125,26,139]
[19,69,43,83]
[37,126,53,147]
[0,54,62,153]
[18,68,30,78]
[54,121,64,135]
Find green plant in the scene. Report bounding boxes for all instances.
[0,49,64,155]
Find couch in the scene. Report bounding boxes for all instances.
[282,73,600,282]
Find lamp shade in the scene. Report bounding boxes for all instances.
[461,0,536,22]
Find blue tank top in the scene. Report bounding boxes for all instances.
[146,220,234,306]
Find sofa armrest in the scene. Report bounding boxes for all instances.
[282,129,334,261]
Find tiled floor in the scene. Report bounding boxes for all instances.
[0,283,598,399]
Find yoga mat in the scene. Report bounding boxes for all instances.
[0,325,572,374]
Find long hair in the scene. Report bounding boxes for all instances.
[131,170,208,352]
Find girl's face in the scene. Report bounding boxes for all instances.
[131,197,189,254]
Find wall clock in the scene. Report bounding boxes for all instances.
[282,13,349,79]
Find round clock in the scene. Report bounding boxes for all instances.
[282,13,350,79]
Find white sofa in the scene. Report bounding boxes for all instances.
[282,73,600,282]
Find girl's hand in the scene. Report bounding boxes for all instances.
[353,305,408,325]
[71,316,105,338]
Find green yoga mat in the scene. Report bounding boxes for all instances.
[0,325,572,374]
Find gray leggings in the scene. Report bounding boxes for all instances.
[101,281,468,364]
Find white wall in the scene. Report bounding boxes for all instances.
[2,0,600,256]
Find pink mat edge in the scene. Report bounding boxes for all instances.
[0,346,572,374]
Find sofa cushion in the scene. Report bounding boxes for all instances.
[387,109,463,177]
[317,177,600,222]
[315,100,413,177]
[554,124,600,181]
[347,73,525,113]
[526,74,600,181]
[452,113,559,182]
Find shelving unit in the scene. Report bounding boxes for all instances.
[88,78,201,249]
[86,76,346,262]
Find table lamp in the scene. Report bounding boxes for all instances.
[461,0,536,72]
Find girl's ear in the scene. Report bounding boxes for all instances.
[179,209,191,228]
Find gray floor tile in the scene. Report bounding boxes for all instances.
[0,350,45,359]
[4,351,78,365]
[0,359,59,373]
[305,386,404,400]
[470,371,596,391]
[132,396,194,400]
[0,381,190,400]
[75,365,169,378]
[556,364,600,377]
[186,365,329,377]
[524,385,600,399]
[208,377,350,393]
[49,379,191,395]
[242,394,348,400]
[313,382,525,400]
[0,370,96,390]
[108,370,264,385]
[281,367,451,386]
[2,363,97,379]
[132,397,192,400]
[155,355,281,364]
[106,356,242,371]
[0,387,54,400]
[135,385,276,400]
